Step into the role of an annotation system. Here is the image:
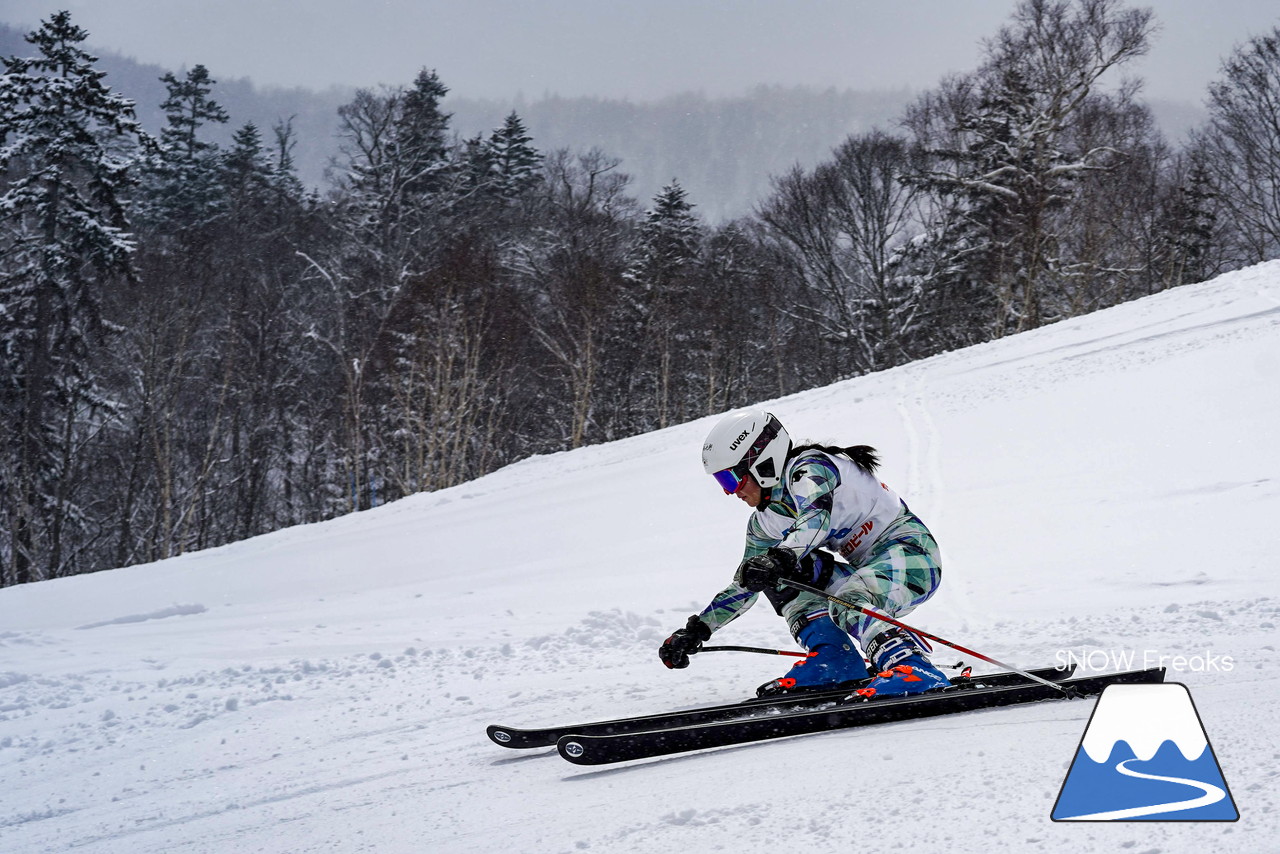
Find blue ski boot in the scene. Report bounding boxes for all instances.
[854,627,951,700]
[757,615,870,697]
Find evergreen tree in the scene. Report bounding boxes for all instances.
[396,69,451,199]
[456,132,494,198]
[0,11,147,584]
[216,122,306,539]
[327,70,463,512]
[903,0,1154,338]
[1153,154,1219,289]
[629,182,701,282]
[335,68,455,269]
[114,73,234,567]
[223,122,271,203]
[136,64,229,233]
[486,112,543,200]
[949,66,1063,336]
[159,64,228,161]
[622,181,702,428]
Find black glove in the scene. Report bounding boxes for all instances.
[734,547,800,593]
[659,614,712,669]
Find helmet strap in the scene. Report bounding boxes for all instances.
[754,481,775,513]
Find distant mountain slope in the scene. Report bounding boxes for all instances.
[0,22,907,217]
[447,87,911,219]
[0,23,352,190]
[0,22,1207,220]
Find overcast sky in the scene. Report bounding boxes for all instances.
[1,1,1277,104]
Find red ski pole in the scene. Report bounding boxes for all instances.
[780,578,1068,694]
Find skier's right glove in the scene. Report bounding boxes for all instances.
[735,547,800,592]
[659,614,712,669]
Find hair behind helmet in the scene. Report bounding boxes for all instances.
[789,442,880,475]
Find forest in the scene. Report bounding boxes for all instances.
[3,0,1279,587]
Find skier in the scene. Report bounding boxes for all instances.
[659,409,951,698]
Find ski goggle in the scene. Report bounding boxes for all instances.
[712,465,749,494]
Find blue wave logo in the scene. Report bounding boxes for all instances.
[1052,683,1238,821]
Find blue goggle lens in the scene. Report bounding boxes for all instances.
[713,467,744,494]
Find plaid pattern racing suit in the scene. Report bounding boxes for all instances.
[697,450,942,647]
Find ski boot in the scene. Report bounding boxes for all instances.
[757,615,870,697]
[852,627,951,700]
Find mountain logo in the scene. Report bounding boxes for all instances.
[1052,683,1238,821]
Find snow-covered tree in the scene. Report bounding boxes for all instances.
[395,69,451,199]
[622,180,702,428]
[694,222,795,412]
[1197,26,1280,265]
[629,181,700,281]
[222,122,273,207]
[1057,90,1172,310]
[336,68,453,258]
[760,131,924,376]
[905,0,1154,337]
[135,64,228,233]
[0,11,147,584]
[486,112,543,200]
[327,70,463,510]
[1152,154,1219,288]
[520,149,635,448]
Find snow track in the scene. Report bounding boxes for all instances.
[2,264,1278,852]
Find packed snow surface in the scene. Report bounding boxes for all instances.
[2,263,1278,852]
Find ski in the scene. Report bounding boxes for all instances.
[556,666,1165,766]
[487,663,1076,749]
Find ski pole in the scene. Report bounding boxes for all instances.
[699,645,815,658]
[779,578,1069,695]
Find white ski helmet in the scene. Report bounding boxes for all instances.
[701,409,792,492]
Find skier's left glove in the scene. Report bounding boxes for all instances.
[659,614,712,669]
[735,547,800,593]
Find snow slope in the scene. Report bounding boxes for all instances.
[2,263,1278,853]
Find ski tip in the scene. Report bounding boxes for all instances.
[558,737,589,764]
[487,725,518,747]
